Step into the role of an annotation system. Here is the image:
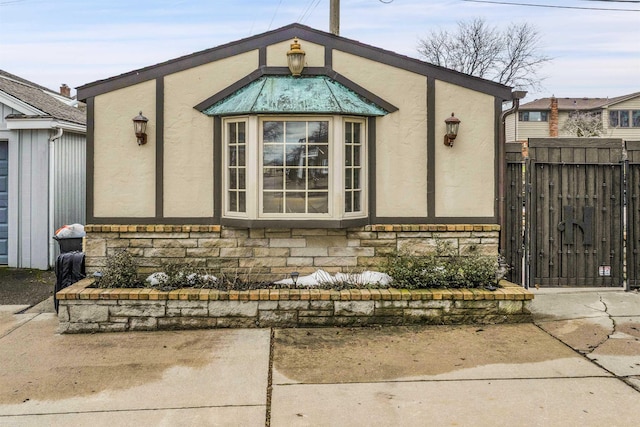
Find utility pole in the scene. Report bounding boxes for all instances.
[330,0,340,35]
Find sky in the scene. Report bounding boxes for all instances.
[0,0,638,102]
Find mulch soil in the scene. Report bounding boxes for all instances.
[0,268,56,306]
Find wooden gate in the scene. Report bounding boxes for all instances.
[505,139,627,288]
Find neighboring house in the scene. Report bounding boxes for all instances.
[506,92,640,143]
[0,70,86,269]
[77,24,519,278]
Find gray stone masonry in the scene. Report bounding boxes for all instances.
[83,224,501,281]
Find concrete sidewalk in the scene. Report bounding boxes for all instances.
[0,289,638,426]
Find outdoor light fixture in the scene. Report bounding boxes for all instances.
[444,113,461,147]
[287,38,306,76]
[290,271,300,286]
[132,111,148,145]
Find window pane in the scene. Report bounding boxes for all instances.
[345,122,352,143]
[229,146,237,166]
[238,192,246,212]
[308,145,328,169]
[345,191,352,212]
[345,170,352,189]
[286,143,305,167]
[353,191,361,212]
[609,111,619,127]
[353,169,360,189]
[229,191,237,211]
[229,123,237,144]
[264,168,284,190]
[237,146,245,166]
[263,192,283,213]
[621,110,629,127]
[309,169,328,190]
[286,121,307,143]
[633,111,640,127]
[353,145,361,166]
[308,121,329,143]
[263,144,283,166]
[353,122,361,143]
[229,169,237,189]
[238,122,246,142]
[308,192,328,213]
[263,121,283,142]
[286,192,306,213]
[238,169,246,190]
[345,145,352,166]
[287,169,306,190]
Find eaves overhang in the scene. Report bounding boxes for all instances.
[196,68,397,117]
[4,115,87,133]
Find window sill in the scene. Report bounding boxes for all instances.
[220,217,369,229]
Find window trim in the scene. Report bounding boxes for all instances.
[609,109,640,128]
[518,111,548,122]
[221,115,369,222]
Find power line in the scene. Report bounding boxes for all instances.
[461,0,640,11]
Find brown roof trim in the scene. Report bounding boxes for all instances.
[77,23,511,101]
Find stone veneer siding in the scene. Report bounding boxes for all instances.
[56,278,533,333]
[83,224,500,281]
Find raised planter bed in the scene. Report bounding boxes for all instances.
[56,279,534,333]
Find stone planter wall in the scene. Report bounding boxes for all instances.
[83,224,500,281]
[56,279,533,334]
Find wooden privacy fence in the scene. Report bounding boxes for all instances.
[505,138,639,289]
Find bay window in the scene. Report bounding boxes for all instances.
[223,116,367,221]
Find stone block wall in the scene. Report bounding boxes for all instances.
[57,278,533,333]
[83,224,500,281]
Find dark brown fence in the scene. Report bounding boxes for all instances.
[506,139,629,288]
[626,141,640,289]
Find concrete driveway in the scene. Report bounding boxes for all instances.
[1,288,638,426]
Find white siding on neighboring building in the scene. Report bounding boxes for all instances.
[8,129,50,269]
[53,130,86,258]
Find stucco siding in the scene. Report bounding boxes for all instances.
[93,80,156,217]
[435,81,495,217]
[267,38,325,68]
[163,51,258,217]
[332,51,428,217]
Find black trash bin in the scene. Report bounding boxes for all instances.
[53,236,83,253]
[53,237,85,312]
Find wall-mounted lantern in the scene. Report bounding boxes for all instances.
[132,111,148,145]
[444,113,461,147]
[287,38,306,76]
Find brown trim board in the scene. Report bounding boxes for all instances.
[155,77,164,218]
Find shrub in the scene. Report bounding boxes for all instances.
[383,241,506,289]
[96,250,143,288]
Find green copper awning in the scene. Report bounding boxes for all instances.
[202,75,390,117]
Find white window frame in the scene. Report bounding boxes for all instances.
[221,115,368,221]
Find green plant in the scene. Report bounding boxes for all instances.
[96,250,144,288]
[383,241,506,289]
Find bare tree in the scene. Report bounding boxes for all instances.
[562,112,604,137]
[417,18,550,91]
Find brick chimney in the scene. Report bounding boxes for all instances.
[549,96,559,137]
[60,84,71,98]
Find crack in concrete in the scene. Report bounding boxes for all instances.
[583,294,615,355]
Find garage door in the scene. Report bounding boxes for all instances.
[0,141,7,264]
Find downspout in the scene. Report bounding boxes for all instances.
[48,127,63,268]
[499,91,526,255]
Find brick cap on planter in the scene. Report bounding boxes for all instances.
[84,225,222,233]
[83,224,500,233]
[57,279,532,302]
